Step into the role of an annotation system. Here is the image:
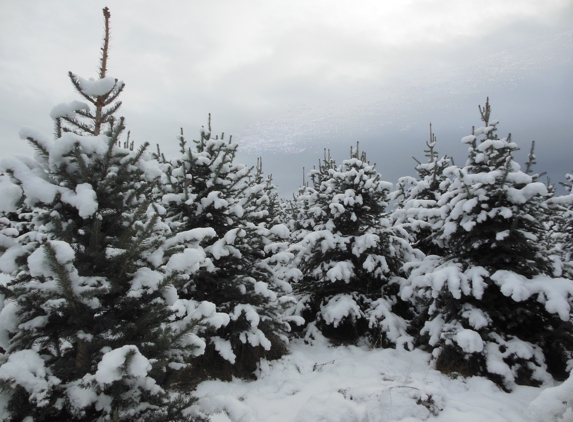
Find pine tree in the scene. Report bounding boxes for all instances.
[156,119,292,380]
[289,144,417,347]
[391,124,453,256]
[0,9,215,421]
[405,98,573,390]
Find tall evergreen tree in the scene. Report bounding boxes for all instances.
[404,99,573,390]
[156,118,292,380]
[288,145,418,347]
[0,9,217,421]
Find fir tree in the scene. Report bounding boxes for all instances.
[288,144,417,346]
[156,119,292,380]
[404,98,573,390]
[0,9,215,421]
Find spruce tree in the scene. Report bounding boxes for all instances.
[391,124,453,256]
[289,145,417,347]
[405,98,573,389]
[156,119,292,380]
[548,171,573,279]
[562,173,573,267]
[0,9,216,421]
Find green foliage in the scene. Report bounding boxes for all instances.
[406,98,573,390]
[0,9,207,421]
[156,117,291,380]
[289,144,417,346]
[391,124,453,256]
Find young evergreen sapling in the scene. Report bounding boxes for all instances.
[156,118,293,380]
[288,144,418,346]
[391,124,454,257]
[404,98,573,390]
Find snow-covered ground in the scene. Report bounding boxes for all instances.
[194,332,572,422]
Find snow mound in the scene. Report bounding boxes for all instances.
[320,294,362,327]
[455,329,484,353]
[529,370,573,421]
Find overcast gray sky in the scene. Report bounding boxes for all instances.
[1,1,572,196]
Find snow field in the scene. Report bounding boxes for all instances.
[193,335,562,422]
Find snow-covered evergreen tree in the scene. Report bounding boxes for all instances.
[562,173,573,267]
[245,157,283,227]
[403,98,573,390]
[156,120,293,380]
[548,171,573,279]
[0,9,219,421]
[288,145,418,347]
[391,124,453,256]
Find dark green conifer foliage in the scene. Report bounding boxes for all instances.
[289,145,416,346]
[391,124,453,256]
[0,9,205,421]
[248,157,282,227]
[548,171,573,279]
[157,118,290,380]
[408,98,573,390]
[444,99,551,275]
[562,172,573,250]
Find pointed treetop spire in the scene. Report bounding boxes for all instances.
[479,97,491,127]
[425,123,437,163]
[99,7,111,80]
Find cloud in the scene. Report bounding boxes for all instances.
[0,1,571,195]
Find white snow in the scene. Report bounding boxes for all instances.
[211,337,237,364]
[167,247,211,274]
[191,336,556,421]
[60,183,98,218]
[49,100,89,119]
[18,126,54,156]
[28,241,75,278]
[455,329,484,353]
[367,298,413,349]
[75,75,117,96]
[2,137,104,218]
[270,224,290,238]
[461,135,476,144]
[0,156,59,206]
[320,294,362,328]
[491,271,573,321]
[164,227,217,248]
[0,350,61,407]
[202,191,229,209]
[94,345,162,397]
[230,304,260,328]
[351,233,379,256]
[460,304,490,330]
[530,370,573,421]
[325,260,354,283]
[506,182,548,204]
[0,174,22,213]
[0,301,18,350]
[128,267,164,298]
